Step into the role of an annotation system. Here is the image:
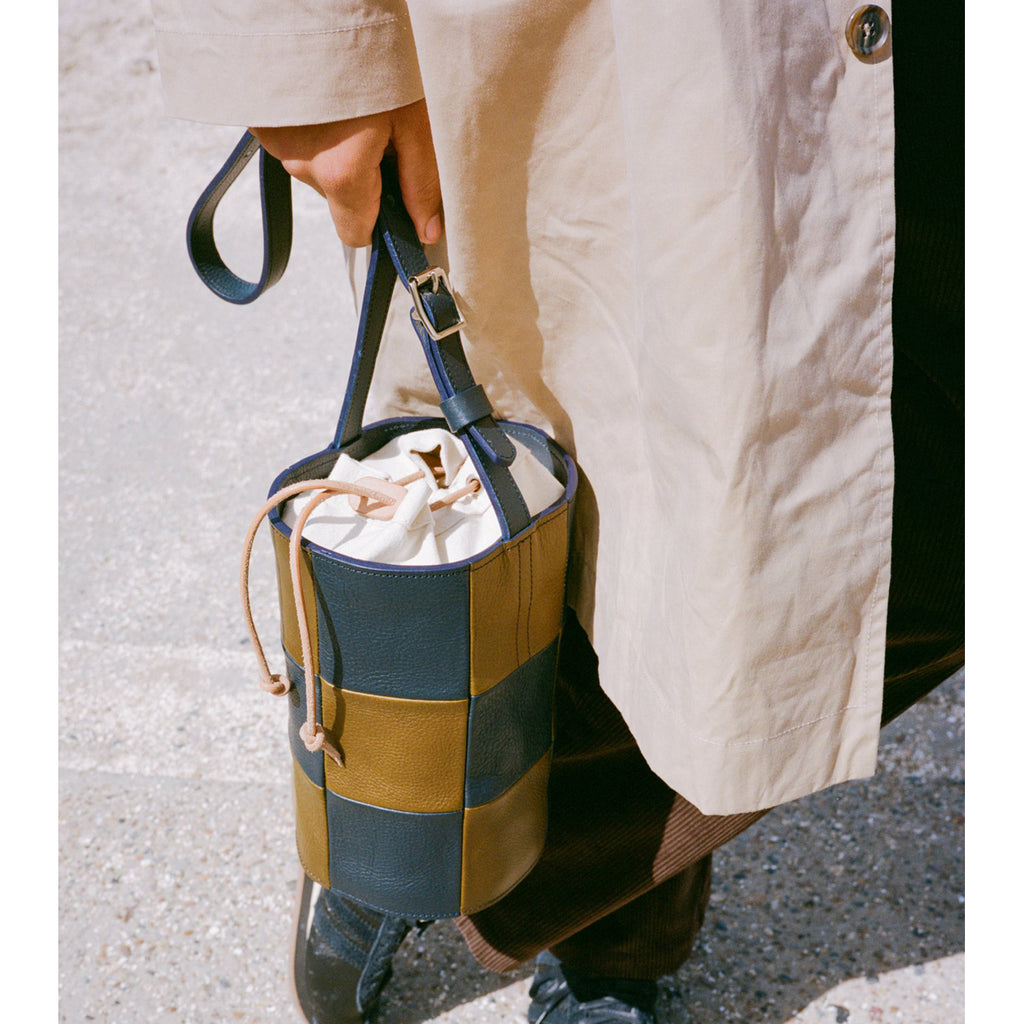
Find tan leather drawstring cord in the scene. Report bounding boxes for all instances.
[241,472,481,764]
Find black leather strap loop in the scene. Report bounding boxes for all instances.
[187,132,293,305]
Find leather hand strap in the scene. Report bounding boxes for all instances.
[187,132,532,539]
[186,133,293,304]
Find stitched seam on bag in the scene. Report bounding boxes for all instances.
[321,566,469,581]
[470,504,568,571]
[525,533,534,660]
[319,889,458,921]
[296,844,329,890]
[515,540,524,667]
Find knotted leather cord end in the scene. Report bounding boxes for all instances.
[299,721,344,766]
[241,479,401,761]
[262,672,290,697]
[243,473,480,771]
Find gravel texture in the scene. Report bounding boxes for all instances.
[59,2,964,1021]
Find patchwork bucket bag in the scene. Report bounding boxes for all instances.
[188,134,577,919]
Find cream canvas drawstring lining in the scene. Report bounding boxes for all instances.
[241,472,481,765]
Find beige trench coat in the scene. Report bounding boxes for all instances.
[154,0,896,815]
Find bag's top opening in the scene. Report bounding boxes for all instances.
[282,427,565,568]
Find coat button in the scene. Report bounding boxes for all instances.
[845,5,891,57]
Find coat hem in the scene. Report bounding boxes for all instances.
[153,17,424,127]
[627,696,883,816]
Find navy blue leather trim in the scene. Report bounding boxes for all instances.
[465,639,559,808]
[310,548,471,699]
[332,238,398,449]
[186,132,292,304]
[502,422,577,489]
[410,316,517,461]
[285,652,325,788]
[267,418,578,568]
[403,308,528,537]
[325,791,463,919]
[439,384,494,433]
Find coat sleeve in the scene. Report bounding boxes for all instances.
[151,0,424,126]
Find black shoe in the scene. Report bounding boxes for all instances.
[291,875,426,1024]
[527,951,659,1024]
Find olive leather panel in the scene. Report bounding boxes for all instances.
[460,749,551,914]
[469,506,570,696]
[311,550,471,700]
[325,790,464,918]
[321,683,468,813]
[285,653,325,787]
[465,639,558,807]
[292,756,330,888]
[272,524,319,673]
[526,508,570,661]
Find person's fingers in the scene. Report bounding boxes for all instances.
[321,159,383,247]
[252,121,390,247]
[251,105,441,248]
[302,124,390,247]
[391,101,443,245]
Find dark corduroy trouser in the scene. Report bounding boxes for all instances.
[458,7,964,978]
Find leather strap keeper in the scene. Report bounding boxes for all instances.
[440,385,495,434]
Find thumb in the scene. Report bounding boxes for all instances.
[391,101,444,245]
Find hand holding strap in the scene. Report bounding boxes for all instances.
[187,133,532,539]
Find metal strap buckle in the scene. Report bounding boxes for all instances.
[409,266,466,341]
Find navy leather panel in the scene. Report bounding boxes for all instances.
[325,790,463,918]
[439,384,494,433]
[187,132,292,304]
[465,639,559,808]
[311,550,471,700]
[285,652,325,788]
